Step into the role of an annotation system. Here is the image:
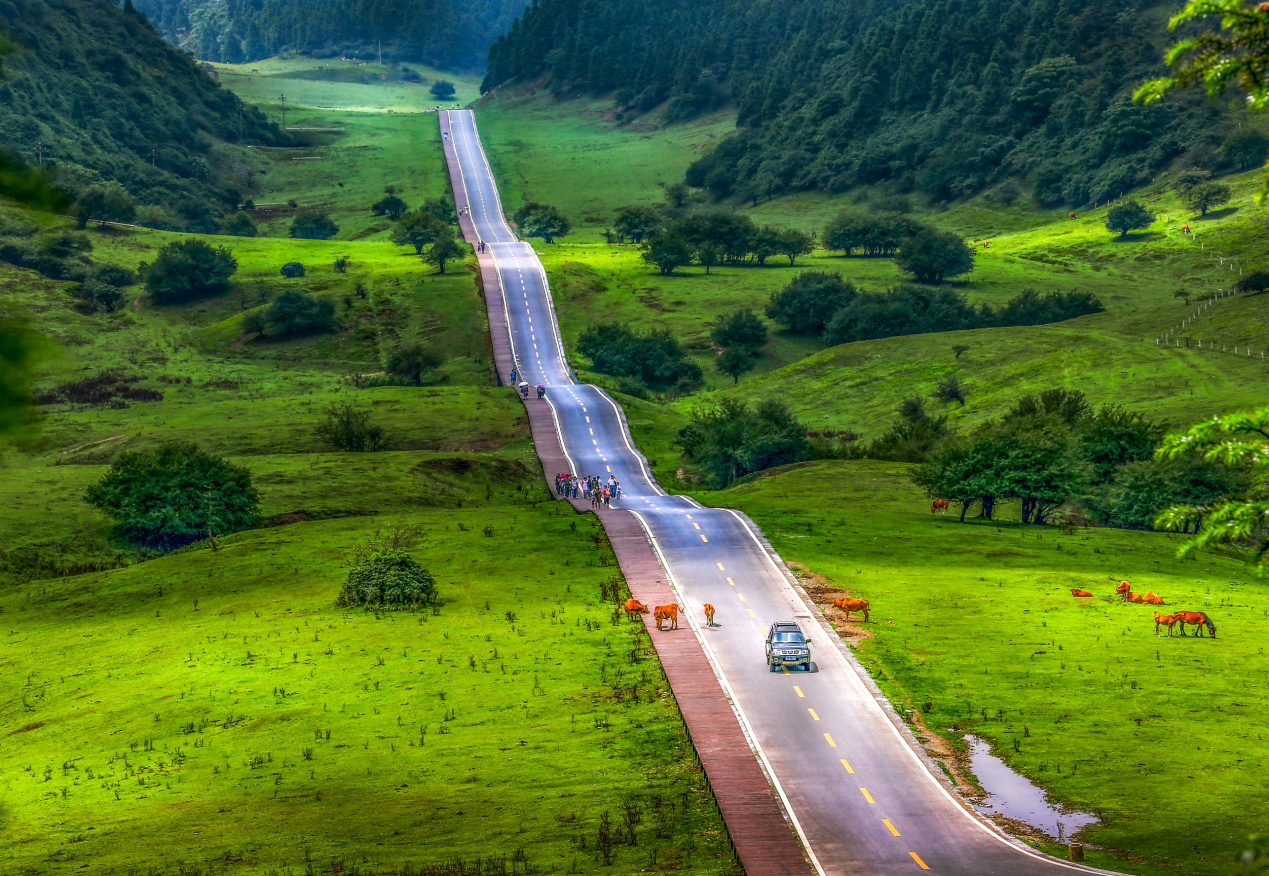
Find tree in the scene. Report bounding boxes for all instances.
[386,343,443,385]
[578,324,702,391]
[1173,167,1212,195]
[1236,269,1269,294]
[513,202,570,243]
[222,212,257,237]
[869,399,952,463]
[1153,406,1268,571]
[1222,128,1269,170]
[677,398,809,488]
[290,211,339,240]
[245,291,335,339]
[776,229,814,266]
[430,80,457,100]
[894,229,974,284]
[663,182,690,209]
[952,344,971,359]
[372,194,409,220]
[1183,180,1232,216]
[1105,200,1156,238]
[145,239,237,304]
[711,309,768,351]
[317,402,388,452]
[424,234,465,273]
[0,319,47,439]
[85,442,259,550]
[934,373,967,407]
[765,271,857,334]
[72,182,137,228]
[391,211,447,254]
[280,262,305,278]
[642,234,693,275]
[338,550,437,611]
[717,346,757,384]
[613,205,663,243]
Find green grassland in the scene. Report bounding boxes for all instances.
[700,460,1268,875]
[0,68,736,875]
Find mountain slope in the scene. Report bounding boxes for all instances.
[135,0,527,71]
[0,0,284,228]
[484,0,1265,206]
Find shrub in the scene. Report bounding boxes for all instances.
[934,374,967,407]
[823,285,976,345]
[72,182,137,228]
[34,371,162,406]
[512,202,570,243]
[711,309,768,351]
[429,80,457,100]
[280,262,305,278]
[372,195,408,220]
[577,324,702,391]
[145,239,237,304]
[677,398,809,488]
[316,402,388,451]
[894,228,975,284]
[290,211,339,240]
[337,551,437,611]
[386,343,443,385]
[765,272,858,334]
[85,442,259,550]
[424,234,465,273]
[641,234,693,275]
[1235,269,1269,294]
[1089,458,1248,530]
[823,211,926,256]
[222,212,257,237]
[245,291,335,339]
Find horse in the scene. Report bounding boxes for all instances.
[1142,591,1165,605]
[624,598,649,620]
[653,604,679,631]
[703,603,716,627]
[833,596,870,623]
[1068,212,1078,219]
[931,499,950,514]
[1173,610,1216,638]
[1153,611,1178,637]
[1070,588,1093,598]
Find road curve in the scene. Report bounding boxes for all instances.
[440,108,1115,876]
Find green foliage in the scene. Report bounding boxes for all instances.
[894,228,975,284]
[613,205,663,243]
[72,182,137,228]
[429,80,457,100]
[867,398,952,462]
[337,550,437,611]
[0,319,46,439]
[85,442,260,550]
[290,211,340,240]
[244,291,336,339]
[933,373,967,408]
[280,261,305,278]
[824,212,926,257]
[1236,268,1269,293]
[391,210,448,254]
[1136,0,1269,111]
[1090,457,1247,530]
[316,402,388,452]
[386,343,443,385]
[577,324,702,392]
[222,212,258,237]
[512,201,570,243]
[372,195,408,220]
[765,271,858,335]
[677,398,809,488]
[711,309,768,351]
[1182,180,1233,216]
[716,345,756,384]
[145,239,238,304]
[423,234,465,273]
[641,234,693,275]
[1105,200,1156,237]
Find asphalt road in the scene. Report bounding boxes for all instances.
[441,108,1112,876]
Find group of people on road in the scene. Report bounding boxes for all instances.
[556,473,622,509]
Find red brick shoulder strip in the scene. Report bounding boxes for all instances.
[438,112,816,876]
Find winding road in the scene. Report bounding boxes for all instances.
[440,108,1112,876]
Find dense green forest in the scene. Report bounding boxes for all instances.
[484,0,1268,205]
[135,0,526,70]
[0,0,284,229]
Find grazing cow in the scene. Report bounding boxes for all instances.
[1181,224,1191,234]
[833,596,870,623]
[931,499,950,514]
[1173,610,1216,638]
[624,598,649,620]
[1143,591,1165,605]
[1068,212,1078,219]
[1126,592,1146,604]
[1070,589,1094,598]
[703,603,716,627]
[1153,611,1178,637]
[1114,581,1132,600]
[653,604,679,631]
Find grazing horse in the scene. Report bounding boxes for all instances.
[653,604,679,631]
[931,499,950,514]
[624,598,649,620]
[1173,611,1216,638]
[703,603,716,627]
[1070,588,1093,598]
[1153,611,1178,637]
[1142,591,1165,605]
[1068,212,1078,219]
[833,596,870,623]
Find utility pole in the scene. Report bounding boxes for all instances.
[279,93,287,129]
[377,39,383,66]
[35,143,43,169]
[148,149,157,167]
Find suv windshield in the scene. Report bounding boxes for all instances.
[772,632,804,644]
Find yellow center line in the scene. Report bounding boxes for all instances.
[781,665,790,675]
[793,686,804,698]
[737,593,746,602]
[726,576,735,586]
[585,416,590,423]
[808,708,819,721]
[692,522,700,530]
[716,563,725,571]
[860,787,875,804]
[588,428,594,435]
[910,851,929,870]
[840,758,854,774]
[884,819,901,837]
[700,534,708,543]
[606,465,611,472]
[823,733,836,748]
[747,609,756,618]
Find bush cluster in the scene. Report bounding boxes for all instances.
[243,291,336,340]
[337,551,437,611]
[577,325,702,392]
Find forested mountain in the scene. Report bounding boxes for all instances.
[134,0,527,70]
[0,0,284,229]
[485,0,1265,206]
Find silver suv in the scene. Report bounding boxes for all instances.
[765,621,811,671]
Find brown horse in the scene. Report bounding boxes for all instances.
[833,596,870,623]
[1070,589,1093,598]
[624,598,649,620]
[653,604,679,631]
[1153,611,1178,637]
[703,603,716,627]
[1142,591,1165,605]
[931,499,950,514]
[1173,611,1216,638]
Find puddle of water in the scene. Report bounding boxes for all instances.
[963,734,1098,841]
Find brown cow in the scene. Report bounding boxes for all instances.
[703,603,716,627]
[931,499,950,514]
[653,604,679,631]
[1125,592,1146,604]
[1068,212,1078,219]
[1153,611,1178,637]
[1114,581,1132,600]
[1070,589,1094,598]
[1142,591,1165,605]
[833,596,870,623]
[624,598,649,620]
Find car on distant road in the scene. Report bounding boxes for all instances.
[765,621,811,671]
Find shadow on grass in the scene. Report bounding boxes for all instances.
[1110,231,1164,243]
[1199,206,1240,221]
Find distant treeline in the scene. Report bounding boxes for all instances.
[486,0,1264,205]
[135,0,527,70]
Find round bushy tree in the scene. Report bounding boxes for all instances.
[337,551,437,610]
[290,211,339,240]
[145,239,237,304]
[894,229,975,284]
[1105,200,1156,238]
[765,271,857,334]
